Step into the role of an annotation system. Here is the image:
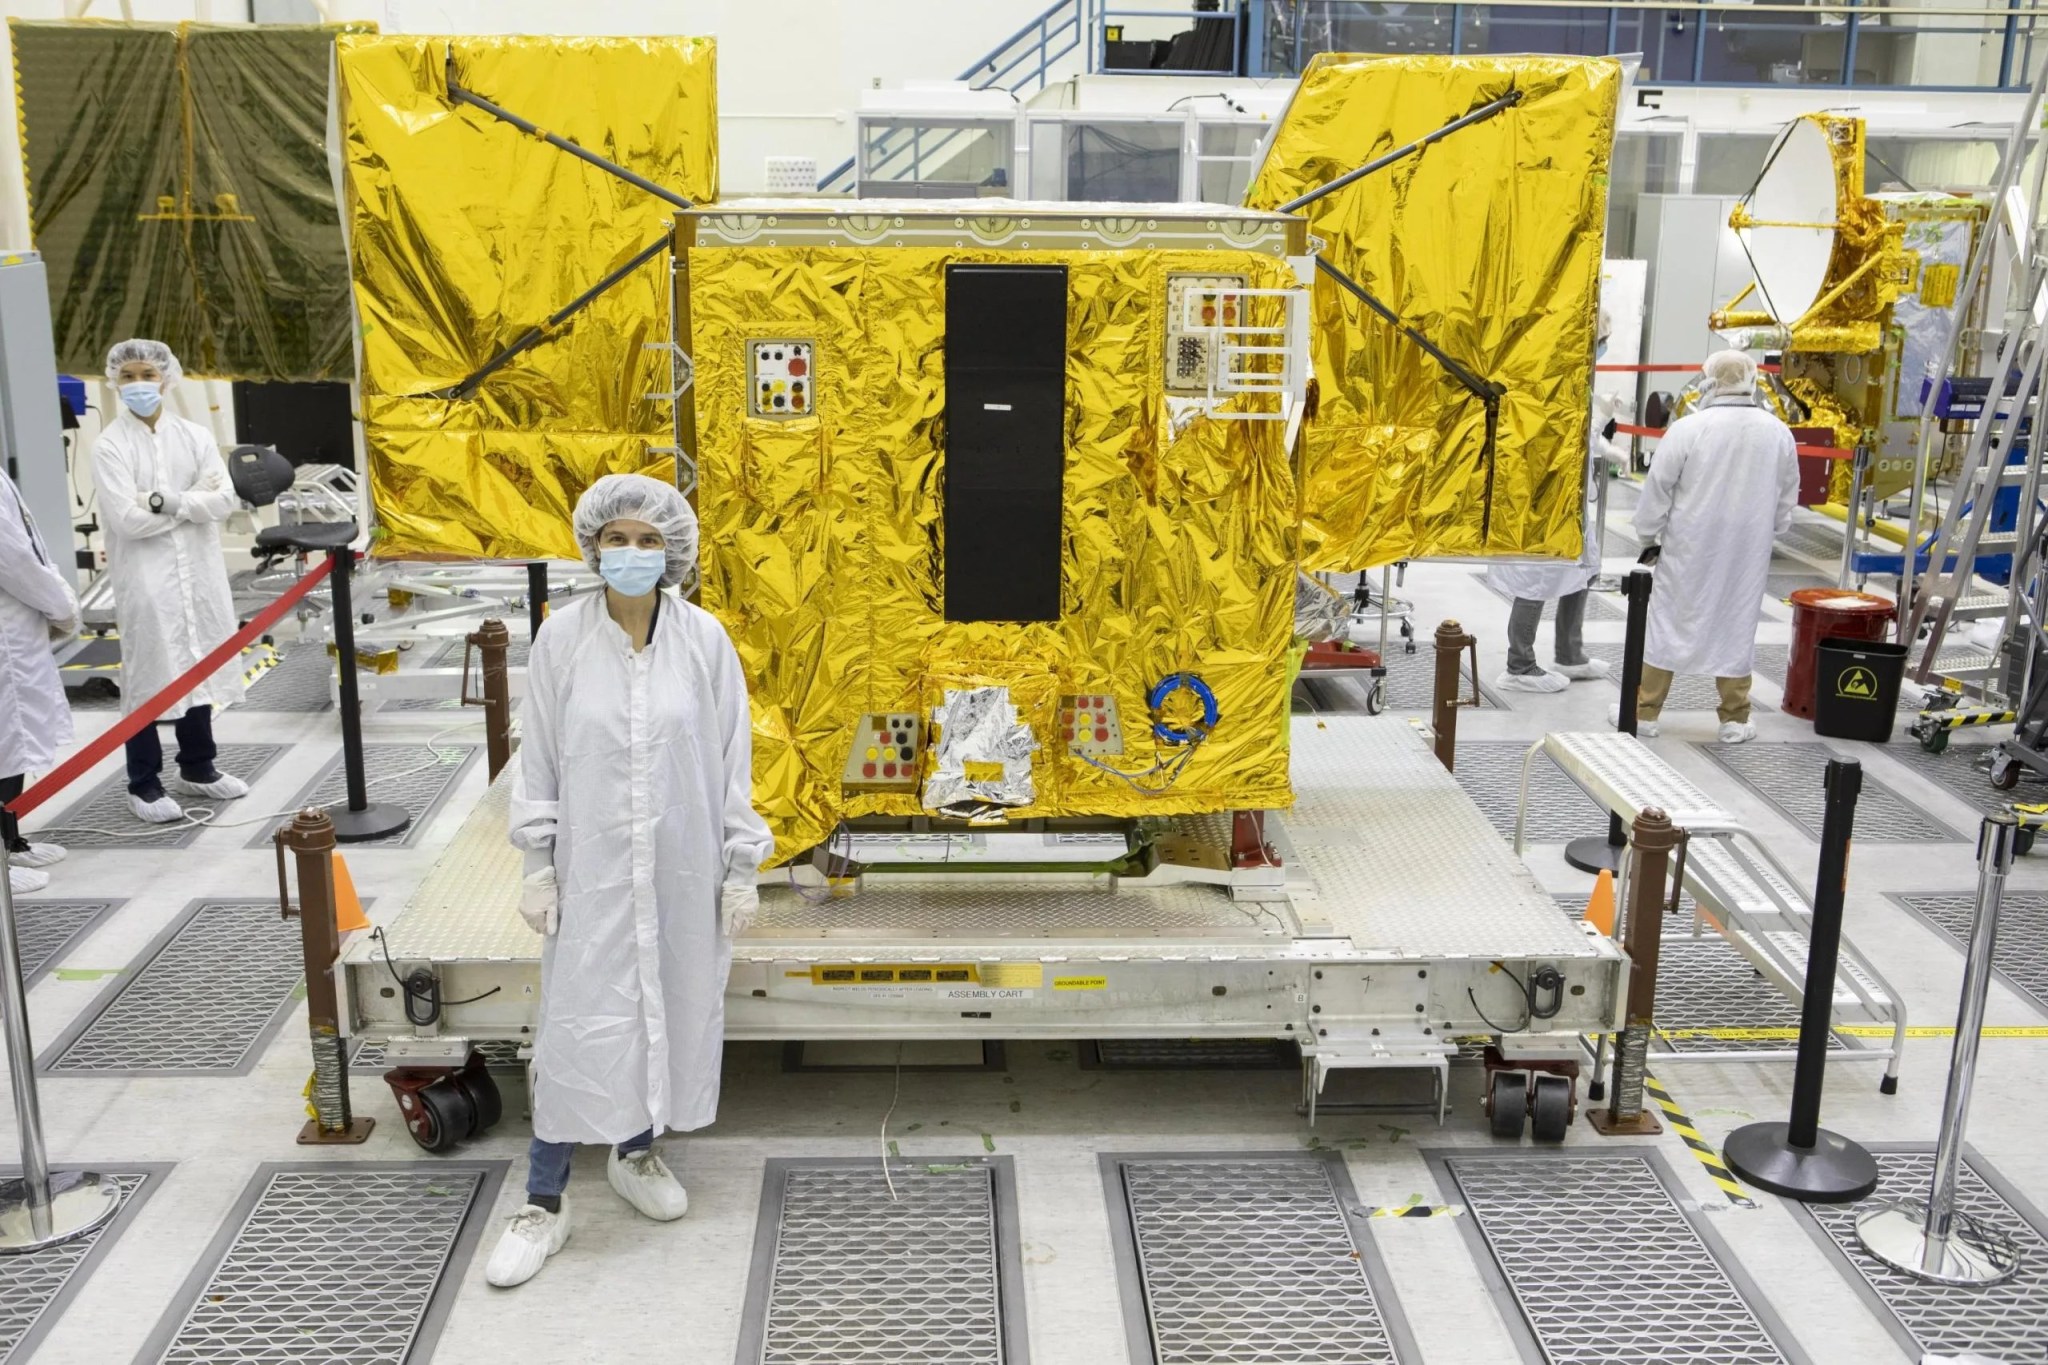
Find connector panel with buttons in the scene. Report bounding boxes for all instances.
[840,713,926,791]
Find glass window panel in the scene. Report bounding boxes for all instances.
[1197,121,1268,204]
[1026,120,1182,202]
[1607,129,1682,255]
[1694,133,1777,197]
[1458,6,1612,58]
[858,119,1015,196]
[1864,138,2004,193]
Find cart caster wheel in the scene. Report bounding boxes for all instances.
[1918,729,1950,755]
[1488,1070,1528,1138]
[2017,828,2039,857]
[452,1065,502,1134]
[1365,677,1387,716]
[1992,754,2022,790]
[403,1076,476,1152]
[1530,1074,1572,1142]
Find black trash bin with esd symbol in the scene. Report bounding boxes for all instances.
[1812,638,1908,743]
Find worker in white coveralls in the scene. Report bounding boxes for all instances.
[1621,348,1798,745]
[490,473,774,1289]
[1489,308,1621,693]
[91,339,251,823]
[0,466,80,895]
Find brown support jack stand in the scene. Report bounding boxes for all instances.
[277,808,374,1145]
[1430,619,1479,773]
[1589,806,1679,1136]
[461,617,514,781]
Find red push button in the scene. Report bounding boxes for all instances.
[883,762,897,778]
[1095,727,1109,742]
[862,762,876,778]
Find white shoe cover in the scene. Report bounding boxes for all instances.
[1607,705,1658,738]
[128,793,184,824]
[170,772,248,800]
[1493,669,1570,694]
[1719,721,1757,744]
[607,1146,688,1222]
[1554,659,1612,681]
[485,1200,570,1288]
[8,866,49,895]
[9,842,65,869]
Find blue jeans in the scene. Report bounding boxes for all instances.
[124,705,217,798]
[527,1128,655,1199]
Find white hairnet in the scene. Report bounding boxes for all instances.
[572,473,698,587]
[104,338,183,390]
[1702,349,1757,396]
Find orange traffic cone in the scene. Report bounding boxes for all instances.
[1582,868,1616,936]
[331,852,370,934]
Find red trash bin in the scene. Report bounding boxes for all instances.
[1784,588,1894,719]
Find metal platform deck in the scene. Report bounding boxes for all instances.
[342,717,1623,1058]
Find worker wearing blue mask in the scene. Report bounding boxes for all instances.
[92,340,250,823]
[491,473,773,1288]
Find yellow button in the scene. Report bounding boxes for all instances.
[865,747,879,761]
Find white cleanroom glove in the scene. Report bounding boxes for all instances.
[518,866,558,937]
[720,879,760,938]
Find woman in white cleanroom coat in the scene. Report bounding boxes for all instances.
[1488,311,1619,694]
[0,466,79,894]
[491,473,774,1289]
[91,340,251,824]
[1630,349,1799,745]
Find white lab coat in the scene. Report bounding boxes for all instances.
[0,471,77,778]
[1487,395,1620,602]
[508,592,774,1144]
[91,410,244,718]
[1635,393,1799,678]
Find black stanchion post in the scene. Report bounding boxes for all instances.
[323,547,412,844]
[527,562,549,642]
[1723,758,1879,1201]
[1566,567,1654,874]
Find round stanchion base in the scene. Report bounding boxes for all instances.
[0,1172,120,1253]
[1563,836,1624,875]
[325,801,412,844]
[1857,1200,2021,1286]
[1723,1121,1879,1202]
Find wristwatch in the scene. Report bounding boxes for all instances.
[148,492,165,514]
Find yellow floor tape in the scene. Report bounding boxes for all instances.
[1657,1025,2048,1041]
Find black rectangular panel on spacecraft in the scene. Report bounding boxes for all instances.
[943,264,1067,623]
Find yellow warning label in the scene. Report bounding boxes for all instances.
[1920,262,1960,309]
[1053,975,1108,991]
[1835,665,1877,700]
[982,963,1044,989]
[963,760,1004,783]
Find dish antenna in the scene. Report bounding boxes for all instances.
[1732,118,1841,328]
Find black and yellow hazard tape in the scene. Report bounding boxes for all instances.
[1919,706,2016,732]
[241,642,282,688]
[1644,1072,1756,1208]
[1360,1200,1463,1219]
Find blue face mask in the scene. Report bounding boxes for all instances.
[599,546,667,597]
[118,382,162,418]
[1596,340,1609,360]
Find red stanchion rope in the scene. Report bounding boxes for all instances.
[5,555,337,821]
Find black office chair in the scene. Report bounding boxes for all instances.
[227,444,358,561]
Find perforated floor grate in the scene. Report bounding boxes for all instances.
[349,1037,526,1073]
[1797,1146,2048,1364]
[10,899,120,985]
[1083,1039,1298,1070]
[39,899,303,1076]
[1103,1152,1410,1365]
[1439,1150,1797,1365]
[1477,574,1626,621]
[1764,573,1838,601]
[238,645,335,712]
[1778,522,1846,562]
[36,744,287,849]
[1891,891,2048,1018]
[1698,741,1959,842]
[428,635,532,669]
[1885,737,2048,814]
[737,1157,1024,1365]
[0,1167,158,1364]
[246,743,478,850]
[63,683,119,712]
[1585,646,1773,713]
[1452,742,1610,842]
[139,1162,500,1365]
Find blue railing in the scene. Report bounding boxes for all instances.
[816,0,1086,192]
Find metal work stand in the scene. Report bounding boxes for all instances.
[1857,815,2024,1284]
[321,545,410,844]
